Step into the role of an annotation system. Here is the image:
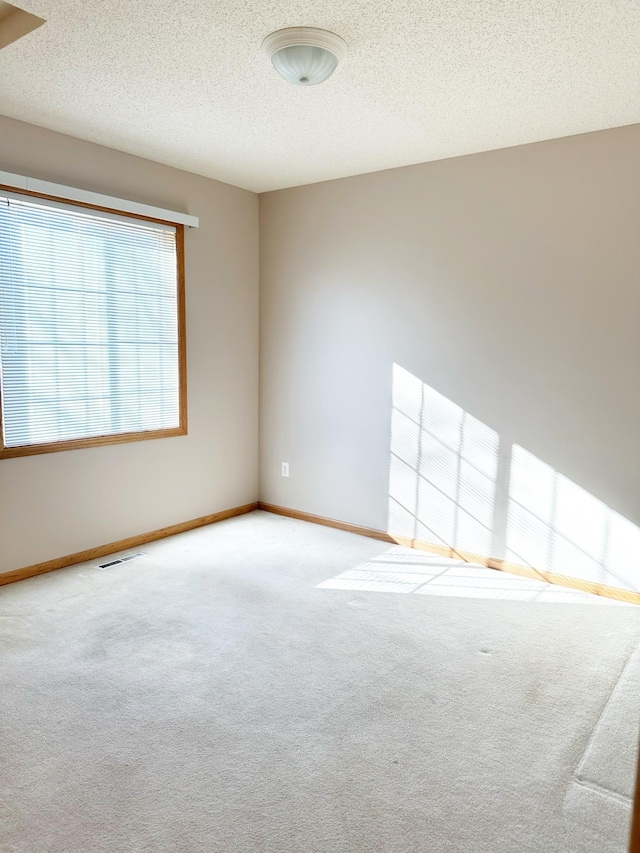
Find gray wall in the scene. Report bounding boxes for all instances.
[259,125,640,554]
[0,116,259,575]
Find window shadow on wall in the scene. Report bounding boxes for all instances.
[507,446,640,592]
[388,364,500,557]
[387,364,640,597]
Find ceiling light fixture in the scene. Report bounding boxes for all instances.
[261,27,347,86]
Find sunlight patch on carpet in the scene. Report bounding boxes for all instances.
[317,546,629,604]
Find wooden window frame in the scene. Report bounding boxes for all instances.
[0,186,188,459]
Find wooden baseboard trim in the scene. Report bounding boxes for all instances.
[257,502,640,606]
[0,502,258,587]
[394,536,640,605]
[5,499,637,606]
[257,502,395,542]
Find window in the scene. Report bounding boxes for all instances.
[0,190,186,458]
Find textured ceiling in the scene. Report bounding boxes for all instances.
[0,1,639,192]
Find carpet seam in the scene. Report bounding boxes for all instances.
[571,778,632,807]
[574,635,640,783]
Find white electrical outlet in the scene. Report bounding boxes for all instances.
[281,462,290,477]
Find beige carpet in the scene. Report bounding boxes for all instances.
[1,510,638,852]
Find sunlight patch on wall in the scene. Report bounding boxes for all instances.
[387,364,640,599]
[388,364,499,555]
[507,446,640,592]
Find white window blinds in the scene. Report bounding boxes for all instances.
[0,192,182,450]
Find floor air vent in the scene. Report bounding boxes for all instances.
[97,552,145,570]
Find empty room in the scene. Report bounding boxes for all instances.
[1,2,639,851]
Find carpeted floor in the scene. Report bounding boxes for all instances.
[1,510,638,852]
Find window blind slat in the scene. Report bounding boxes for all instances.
[0,194,181,448]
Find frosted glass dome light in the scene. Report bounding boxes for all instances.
[262,28,347,86]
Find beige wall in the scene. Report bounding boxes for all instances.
[2,117,639,581]
[259,125,640,555]
[0,116,259,575]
